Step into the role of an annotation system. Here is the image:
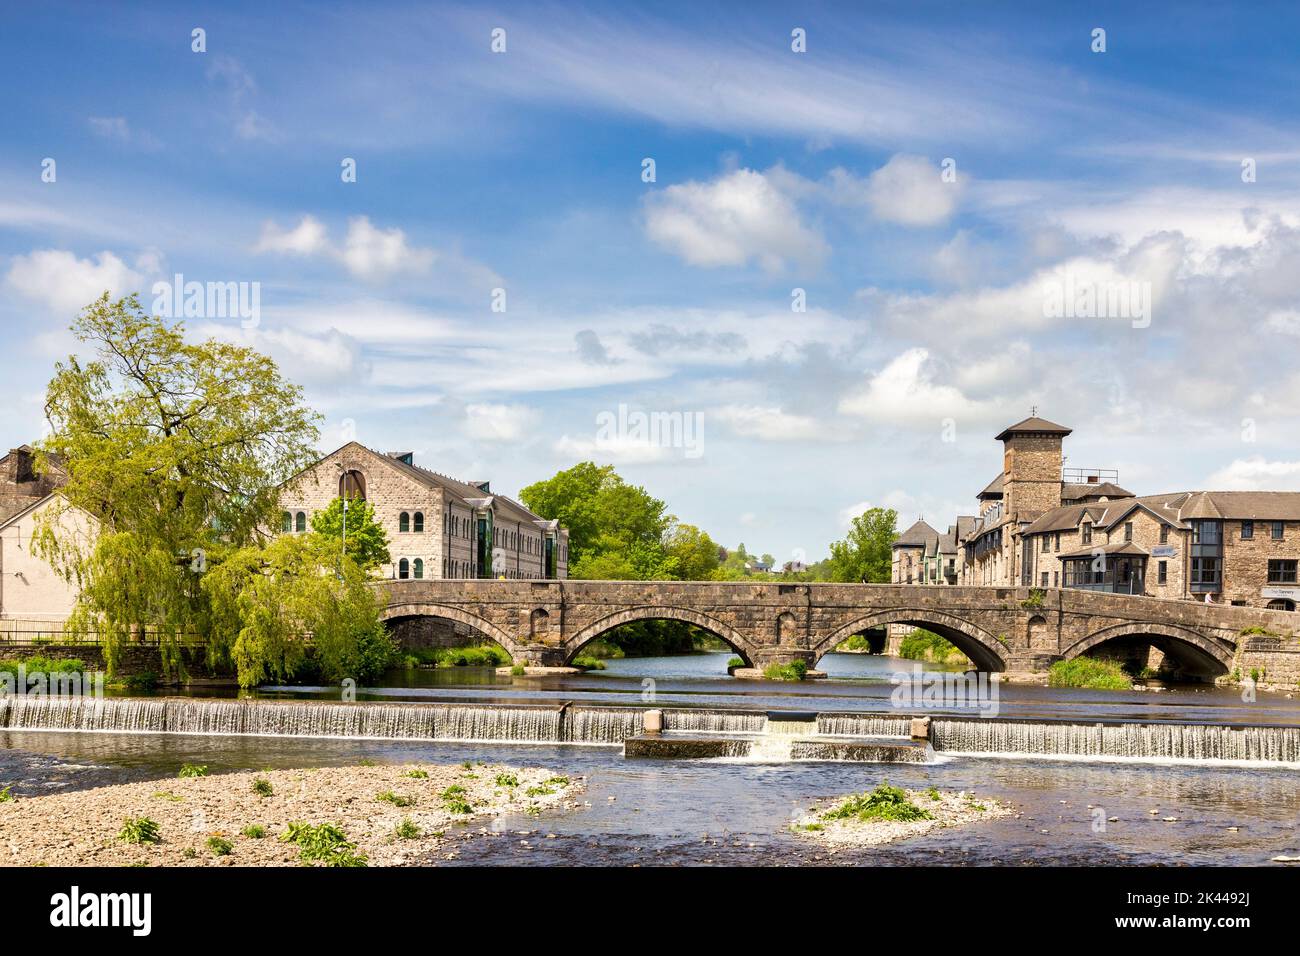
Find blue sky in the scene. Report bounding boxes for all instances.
[5,1,1300,561]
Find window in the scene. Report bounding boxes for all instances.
[282,511,292,533]
[339,470,366,501]
[412,558,424,579]
[1081,523,1092,545]
[413,512,424,533]
[398,558,410,579]
[1042,536,1050,552]
[295,511,306,533]
[1158,560,1167,584]
[1041,572,1049,587]
[1124,522,1133,542]
[1054,532,1061,551]
[1272,521,1284,540]
[1159,525,1169,544]
[1267,599,1296,611]
[399,512,410,533]
[1190,557,1220,588]
[1053,571,1059,586]
[1241,520,1254,540]
[1267,559,1298,584]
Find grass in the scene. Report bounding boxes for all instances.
[241,825,267,839]
[118,817,162,844]
[404,768,429,779]
[898,629,964,663]
[577,639,625,659]
[571,655,606,670]
[251,777,273,797]
[821,783,933,823]
[0,786,13,803]
[393,818,421,840]
[1048,657,1131,690]
[400,645,511,669]
[177,764,208,779]
[281,821,368,867]
[376,790,415,807]
[439,784,473,814]
[0,656,87,676]
[206,836,233,856]
[494,772,519,787]
[762,660,807,681]
[510,664,526,676]
[151,790,184,802]
[727,656,744,668]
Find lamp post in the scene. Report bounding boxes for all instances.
[335,463,348,581]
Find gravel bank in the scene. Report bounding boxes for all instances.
[0,761,583,867]
[791,787,1013,849]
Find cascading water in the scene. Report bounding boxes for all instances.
[932,718,1300,765]
[662,710,765,734]
[817,714,914,738]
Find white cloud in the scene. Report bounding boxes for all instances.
[5,249,143,317]
[839,348,1002,426]
[464,403,541,442]
[848,154,960,226]
[644,168,827,273]
[712,404,826,441]
[1206,457,1300,491]
[553,433,668,464]
[253,215,489,285]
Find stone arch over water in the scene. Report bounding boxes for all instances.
[1062,622,1233,679]
[380,602,522,658]
[563,605,757,666]
[810,609,1009,671]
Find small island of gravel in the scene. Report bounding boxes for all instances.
[791,783,1012,848]
[0,762,583,867]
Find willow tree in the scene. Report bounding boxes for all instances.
[35,294,322,677]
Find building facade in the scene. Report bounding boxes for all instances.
[278,443,569,581]
[895,415,1300,611]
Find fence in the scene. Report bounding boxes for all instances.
[0,619,206,646]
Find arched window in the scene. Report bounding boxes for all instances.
[413,512,424,533]
[281,511,292,533]
[413,558,423,579]
[1266,598,1296,611]
[399,512,410,533]
[398,558,410,579]
[339,469,366,501]
[295,512,306,533]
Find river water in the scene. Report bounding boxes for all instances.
[2,651,1298,866]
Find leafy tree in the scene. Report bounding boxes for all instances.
[32,295,343,680]
[827,507,898,583]
[203,534,393,687]
[310,496,391,571]
[659,520,720,581]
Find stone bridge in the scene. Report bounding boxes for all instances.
[375,581,1299,680]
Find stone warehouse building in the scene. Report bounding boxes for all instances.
[894,415,1300,611]
[278,443,569,582]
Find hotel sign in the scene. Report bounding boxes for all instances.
[1261,586,1300,600]
[1151,546,1177,557]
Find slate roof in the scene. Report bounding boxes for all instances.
[995,416,1073,441]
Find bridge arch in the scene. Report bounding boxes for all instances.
[1062,622,1233,677]
[811,609,1008,671]
[380,602,523,658]
[563,605,758,666]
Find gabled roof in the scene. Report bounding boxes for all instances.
[893,519,939,548]
[995,416,1072,441]
[1057,541,1149,559]
[977,474,1004,499]
[1061,481,1133,502]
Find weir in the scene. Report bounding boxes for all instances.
[0,696,1297,766]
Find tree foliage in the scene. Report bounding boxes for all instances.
[310,496,391,571]
[33,295,385,683]
[827,507,898,583]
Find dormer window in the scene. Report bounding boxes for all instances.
[1081,522,1092,545]
[340,470,366,501]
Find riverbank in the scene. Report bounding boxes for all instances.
[0,761,582,866]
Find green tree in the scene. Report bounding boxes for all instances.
[203,534,393,687]
[827,507,898,583]
[310,497,391,571]
[33,295,323,678]
[659,520,720,581]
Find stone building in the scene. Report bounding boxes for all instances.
[278,443,569,581]
[902,414,1300,611]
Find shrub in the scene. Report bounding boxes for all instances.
[207,836,233,856]
[0,786,13,802]
[404,768,429,779]
[571,655,606,671]
[281,821,367,867]
[1048,658,1131,690]
[821,784,932,823]
[762,660,807,681]
[118,817,162,844]
[251,777,273,797]
[899,629,962,663]
[177,764,208,779]
[727,656,744,668]
[393,818,420,840]
[1020,588,1047,609]
[510,664,526,676]
[376,790,415,807]
[241,825,266,839]
[495,773,519,787]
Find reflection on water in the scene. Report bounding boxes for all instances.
[1,729,1296,866]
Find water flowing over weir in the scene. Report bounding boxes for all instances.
[1,697,1298,766]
